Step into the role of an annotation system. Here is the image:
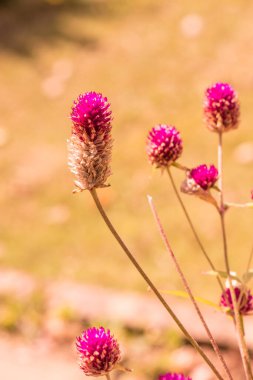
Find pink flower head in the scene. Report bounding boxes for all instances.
[68,91,113,191]
[76,327,121,376]
[251,189,253,200]
[190,164,218,190]
[220,286,253,316]
[147,124,183,168]
[158,373,192,380]
[71,91,112,141]
[204,82,240,133]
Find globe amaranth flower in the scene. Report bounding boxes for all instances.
[68,91,113,192]
[76,327,121,376]
[158,372,192,380]
[189,164,218,190]
[180,164,219,207]
[220,284,253,316]
[147,124,183,168]
[204,82,240,133]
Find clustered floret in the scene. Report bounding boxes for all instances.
[76,327,121,376]
[204,82,240,133]
[68,91,113,191]
[146,124,183,168]
[189,164,218,190]
[71,91,112,141]
[220,286,253,316]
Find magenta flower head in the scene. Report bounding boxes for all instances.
[189,164,218,190]
[204,82,240,133]
[68,91,113,192]
[158,373,192,380]
[71,92,112,141]
[76,327,121,377]
[147,124,183,168]
[220,285,253,316]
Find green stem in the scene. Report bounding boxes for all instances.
[218,132,252,380]
[90,188,224,380]
[167,167,224,293]
[148,196,233,380]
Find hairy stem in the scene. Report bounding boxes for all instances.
[218,132,252,380]
[90,188,224,380]
[167,167,224,292]
[148,195,233,380]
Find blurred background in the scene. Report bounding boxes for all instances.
[0,0,253,379]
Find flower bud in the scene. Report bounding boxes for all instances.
[147,124,183,168]
[76,327,121,376]
[204,82,240,133]
[189,164,218,190]
[68,92,113,192]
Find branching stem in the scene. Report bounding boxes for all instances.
[90,188,224,380]
[218,132,253,380]
[167,167,224,293]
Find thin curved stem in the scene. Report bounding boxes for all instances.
[218,132,253,380]
[148,195,233,380]
[90,188,224,380]
[246,244,253,274]
[167,167,224,293]
[105,374,112,380]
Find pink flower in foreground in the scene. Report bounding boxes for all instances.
[220,286,253,316]
[190,164,218,190]
[158,373,192,380]
[71,91,112,141]
[147,124,183,168]
[76,327,121,376]
[204,82,240,133]
[68,91,113,191]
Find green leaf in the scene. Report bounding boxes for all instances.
[242,270,253,284]
[161,290,221,311]
[204,270,241,282]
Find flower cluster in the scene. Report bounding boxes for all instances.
[220,285,253,316]
[146,124,183,168]
[76,327,121,376]
[204,82,240,133]
[68,91,113,192]
[189,164,218,191]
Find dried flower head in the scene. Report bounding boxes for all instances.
[76,327,121,376]
[147,124,183,168]
[189,164,218,190]
[68,91,113,192]
[204,82,240,133]
[158,373,192,380]
[220,285,253,316]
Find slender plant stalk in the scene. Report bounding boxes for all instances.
[148,196,233,380]
[105,373,112,380]
[246,245,253,273]
[218,132,253,380]
[89,188,224,380]
[166,167,224,293]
